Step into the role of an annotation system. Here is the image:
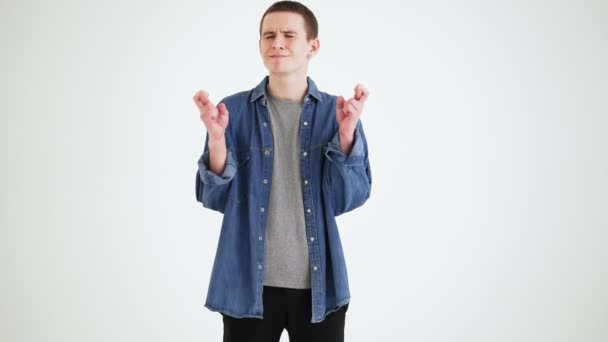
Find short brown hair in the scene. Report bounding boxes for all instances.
[259,1,318,41]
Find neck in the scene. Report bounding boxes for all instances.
[266,72,309,102]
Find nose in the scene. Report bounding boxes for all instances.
[272,37,284,50]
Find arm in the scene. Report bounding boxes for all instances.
[208,135,227,175]
[195,131,237,213]
[323,120,372,217]
[193,91,234,213]
[323,85,372,216]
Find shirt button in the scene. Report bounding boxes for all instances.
[304,180,308,185]
[303,121,308,126]
[302,152,307,157]
[313,266,318,271]
[307,208,311,213]
[310,237,315,242]
[258,265,263,270]
[263,122,267,127]
[259,236,263,241]
[263,179,268,184]
[260,207,265,212]
[265,150,270,155]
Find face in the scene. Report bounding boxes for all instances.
[259,11,319,76]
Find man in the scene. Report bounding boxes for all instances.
[193,1,371,341]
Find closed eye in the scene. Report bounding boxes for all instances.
[264,34,295,39]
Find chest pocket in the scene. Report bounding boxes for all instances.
[235,150,251,168]
[230,150,252,208]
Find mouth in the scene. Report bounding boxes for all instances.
[270,55,288,58]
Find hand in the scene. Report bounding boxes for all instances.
[336,84,370,135]
[193,90,229,141]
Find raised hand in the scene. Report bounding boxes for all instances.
[193,90,229,141]
[336,84,369,136]
[193,90,229,175]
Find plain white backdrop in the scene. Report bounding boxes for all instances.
[2,0,607,341]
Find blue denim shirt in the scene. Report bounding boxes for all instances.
[195,76,372,323]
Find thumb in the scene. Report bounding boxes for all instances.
[337,96,345,108]
[217,103,229,116]
[359,88,370,103]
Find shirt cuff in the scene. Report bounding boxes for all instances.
[325,126,365,166]
[197,149,237,185]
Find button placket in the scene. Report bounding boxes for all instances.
[299,100,322,303]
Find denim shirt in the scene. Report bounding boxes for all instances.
[195,76,372,323]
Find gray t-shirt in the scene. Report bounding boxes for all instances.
[263,92,311,289]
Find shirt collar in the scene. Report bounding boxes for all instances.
[251,75,323,103]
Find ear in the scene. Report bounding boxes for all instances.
[308,38,320,58]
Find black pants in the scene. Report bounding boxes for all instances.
[222,286,347,342]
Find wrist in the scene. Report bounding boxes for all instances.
[338,129,355,156]
[339,128,354,141]
[208,135,226,149]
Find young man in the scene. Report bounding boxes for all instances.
[193,1,371,341]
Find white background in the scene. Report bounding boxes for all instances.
[2,0,607,341]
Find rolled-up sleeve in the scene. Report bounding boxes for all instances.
[322,120,372,217]
[195,132,237,213]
